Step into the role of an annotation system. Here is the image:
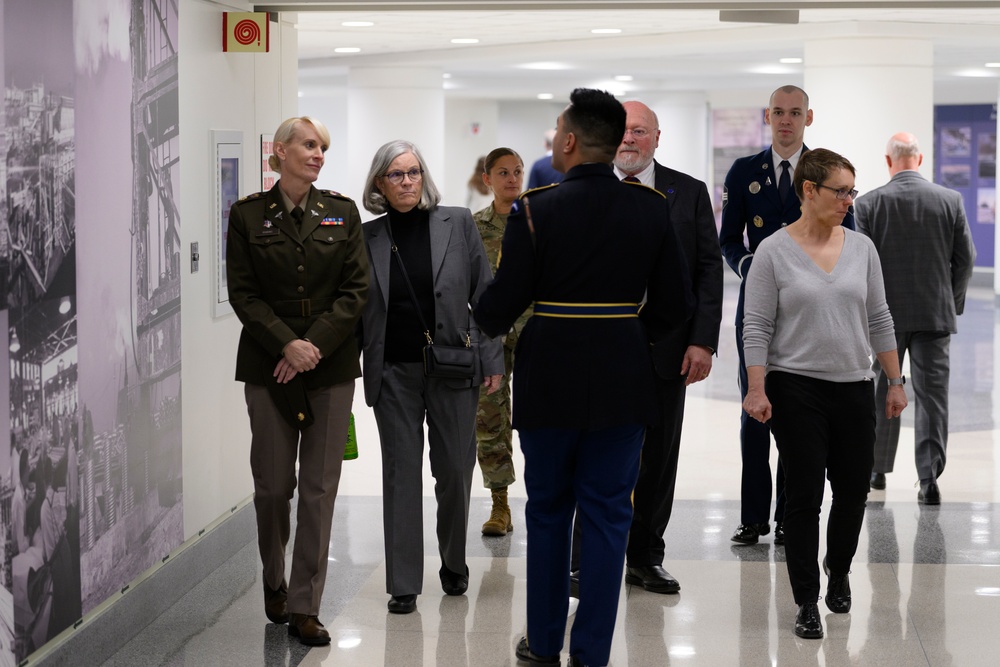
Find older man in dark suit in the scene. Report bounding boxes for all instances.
[855,132,976,504]
[475,88,693,667]
[612,100,723,593]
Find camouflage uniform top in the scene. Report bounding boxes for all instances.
[473,202,532,338]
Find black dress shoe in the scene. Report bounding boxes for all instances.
[287,614,331,646]
[823,558,851,613]
[440,564,469,595]
[625,564,680,593]
[387,594,417,614]
[569,569,580,599]
[918,480,941,505]
[870,472,887,490]
[263,577,289,624]
[515,636,559,664]
[731,522,769,545]
[773,522,785,545]
[794,602,823,639]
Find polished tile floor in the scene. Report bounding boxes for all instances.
[103,277,1000,666]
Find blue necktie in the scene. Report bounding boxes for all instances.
[778,160,791,204]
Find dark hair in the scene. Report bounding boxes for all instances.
[468,156,489,194]
[484,147,523,173]
[562,88,626,163]
[794,148,856,200]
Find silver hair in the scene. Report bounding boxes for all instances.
[886,134,920,161]
[362,140,442,214]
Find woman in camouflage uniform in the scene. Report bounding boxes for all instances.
[473,148,533,535]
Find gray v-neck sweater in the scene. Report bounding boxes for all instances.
[743,228,896,383]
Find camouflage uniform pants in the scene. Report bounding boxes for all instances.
[476,333,516,489]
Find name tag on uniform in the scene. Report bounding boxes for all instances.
[321,217,344,226]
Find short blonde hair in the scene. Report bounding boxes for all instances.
[268,116,330,173]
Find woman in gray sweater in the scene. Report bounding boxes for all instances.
[742,148,908,640]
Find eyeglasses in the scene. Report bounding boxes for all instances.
[814,183,858,201]
[623,128,650,139]
[384,168,423,185]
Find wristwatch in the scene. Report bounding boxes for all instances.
[888,375,906,386]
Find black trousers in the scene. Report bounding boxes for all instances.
[626,373,685,566]
[766,372,874,605]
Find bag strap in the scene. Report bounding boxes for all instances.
[385,221,470,348]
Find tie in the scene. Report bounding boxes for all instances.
[291,206,304,226]
[778,160,791,204]
[623,176,640,183]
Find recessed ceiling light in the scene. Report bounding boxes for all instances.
[956,68,994,78]
[519,62,572,71]
[341,21,373,27]
[591,28,622,34]
[537,93,554,100]
[442,73,452,79]
[986,62,1000,68]
[779,57,803,64]
[334,47,361,54]
[451,38,479,44]
[614,75,633,82]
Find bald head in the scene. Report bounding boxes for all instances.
[614,100,661,175]
[885,132,922,175]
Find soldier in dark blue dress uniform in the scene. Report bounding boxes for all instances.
[475,88,693,667]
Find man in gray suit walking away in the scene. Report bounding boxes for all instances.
[855,132,976,504]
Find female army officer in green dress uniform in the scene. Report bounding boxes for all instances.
[226,116,369,646]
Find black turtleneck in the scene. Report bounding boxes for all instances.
[385,206,436,362]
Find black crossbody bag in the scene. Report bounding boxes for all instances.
[387,224,476,379]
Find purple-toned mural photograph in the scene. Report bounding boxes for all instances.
[73,0,182,615]
[1,1,181,663]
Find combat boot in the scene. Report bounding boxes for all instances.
[482,487,513,536]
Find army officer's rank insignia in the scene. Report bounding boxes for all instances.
[321,217,344,226]
[753,215,764,228]
[749,181,761,194]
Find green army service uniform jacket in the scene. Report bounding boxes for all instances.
[227,183,370,389]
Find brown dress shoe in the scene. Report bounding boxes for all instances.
[263,577,288,624]
[288,613,331,646]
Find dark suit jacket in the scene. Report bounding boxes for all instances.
[720,145,855,281]
[474,162,694,431]
[227,183,369,389]
[360,205,504,406]
[854,170,976,332]
[648,161,723,377]
[526,154,563,190]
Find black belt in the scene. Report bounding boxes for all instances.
[271,298,334,317]
[533,301,640,318]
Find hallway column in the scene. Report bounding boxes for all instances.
[803,37,934,194]
[647,92,710,184]
[347,66,444,212]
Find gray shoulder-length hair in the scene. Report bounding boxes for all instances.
[362,139,442,214]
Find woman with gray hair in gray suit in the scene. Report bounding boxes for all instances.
[358,139,504,615]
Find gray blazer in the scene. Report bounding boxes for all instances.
[359,205,504,406]
[855,170,976,333]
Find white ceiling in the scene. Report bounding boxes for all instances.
[289,6,1000,100]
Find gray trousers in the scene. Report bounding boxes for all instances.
[246,380,354,615]
[873,331,950,481]
[373,362,479,596]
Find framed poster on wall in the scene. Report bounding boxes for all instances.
[213,130,243,317]
[262,133,278,191]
